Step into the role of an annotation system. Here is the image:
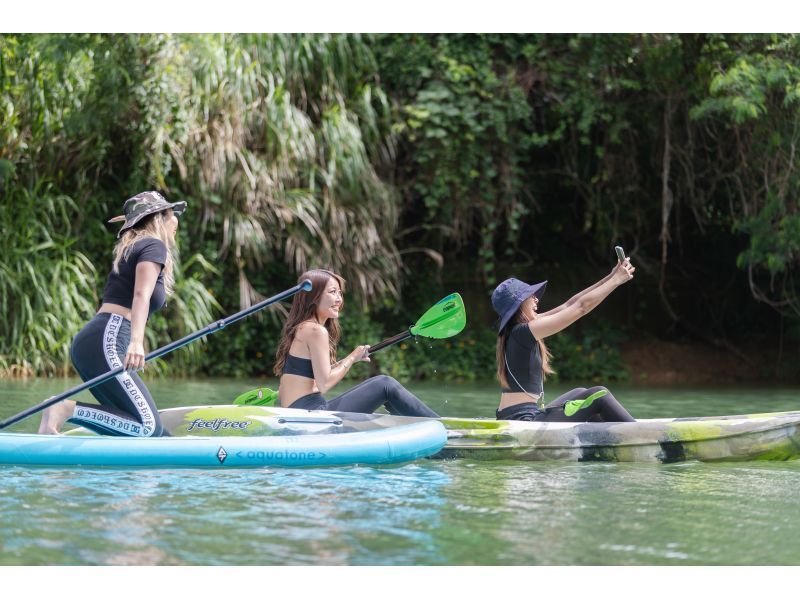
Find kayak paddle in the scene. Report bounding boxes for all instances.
[0,280,313,431]
[367,292,466,355]
[233,292,467,407]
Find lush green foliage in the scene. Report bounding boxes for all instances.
[0,34,220,376]
[2,33,800,383]
[376,35,533,283]
[0,187,97,376]
[546,321,630,384]
[690,36,800,316]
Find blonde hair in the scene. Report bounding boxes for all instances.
[496,302,554,388]
[112,211,177,295]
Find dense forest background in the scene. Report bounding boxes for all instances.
[2,33,800,383]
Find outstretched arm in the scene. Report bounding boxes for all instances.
[539,264,619,318]
[530,259,634,340]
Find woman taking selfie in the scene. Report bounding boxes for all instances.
[492,257,636,423]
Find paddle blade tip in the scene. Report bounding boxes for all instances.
[436,292,460,304]
[410,292,467,338]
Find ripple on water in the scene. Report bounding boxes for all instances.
[1,463,453,565]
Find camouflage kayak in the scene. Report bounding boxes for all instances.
[66,405,800,463]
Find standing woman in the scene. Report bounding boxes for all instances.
[274,269,440,417]
[492,258,637,423]
[38,191,186,435]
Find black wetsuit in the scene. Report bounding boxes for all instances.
[66,238,168,436]
[283,354,439,418]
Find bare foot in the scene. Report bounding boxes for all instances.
[37,400,76,435]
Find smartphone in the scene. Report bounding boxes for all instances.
[614,246,626,262]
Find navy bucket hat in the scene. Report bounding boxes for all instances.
[491,278,548,334]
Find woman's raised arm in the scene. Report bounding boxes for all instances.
[531,260,634,340]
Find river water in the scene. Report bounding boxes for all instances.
[1,378,799,565]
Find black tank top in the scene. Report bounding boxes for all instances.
[101,237,168,317]
[501,323,544,395]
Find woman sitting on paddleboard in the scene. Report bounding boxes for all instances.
[492,258,636,423]
[38,191,186,435]
[274,269,439,417]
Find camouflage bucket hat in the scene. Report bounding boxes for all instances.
[108,191,187,238]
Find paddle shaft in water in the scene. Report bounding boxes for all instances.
[0,280,312,430]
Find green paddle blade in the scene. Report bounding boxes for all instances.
[233,387,279,407]
[409,292,466,339]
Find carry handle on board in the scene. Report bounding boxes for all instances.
[0,280,313,430]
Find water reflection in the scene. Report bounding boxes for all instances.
[0,464,450,565]
[431,459,800,565]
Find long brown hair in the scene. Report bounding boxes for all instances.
[273,269,346,376]
[112,211,177,295]
[496,302,554,388]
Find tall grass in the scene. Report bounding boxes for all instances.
[0,187,98,377]
[143,34,402,307]
[1,33,405,376]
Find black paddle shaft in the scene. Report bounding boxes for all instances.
[0,280,311,430]
[367,330,412,355]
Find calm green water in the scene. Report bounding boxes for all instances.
[2,378,800,565]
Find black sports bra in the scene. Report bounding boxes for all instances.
[283,354,314,379]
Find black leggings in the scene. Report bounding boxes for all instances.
[496,386,635,423]
[289,375,440,418]
[68,313,164,437]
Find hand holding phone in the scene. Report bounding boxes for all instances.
[612,246,634,284]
